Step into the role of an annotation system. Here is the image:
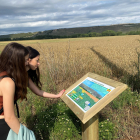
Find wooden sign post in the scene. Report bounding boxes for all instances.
[61,72,127,140]
[82,113,99,140]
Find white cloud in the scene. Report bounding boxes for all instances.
[0,20,68,29]
[0,0,140,35]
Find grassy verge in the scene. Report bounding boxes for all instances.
[18,89,82,140]
[17,83,140,140]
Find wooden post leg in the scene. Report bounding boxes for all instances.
[82,114,99,140]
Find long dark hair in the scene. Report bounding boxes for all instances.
[0,42,29,100]
[26,46,42,89]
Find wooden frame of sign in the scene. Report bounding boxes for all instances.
[61,72,128,124]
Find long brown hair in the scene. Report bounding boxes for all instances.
[26,46,42,89]
[0,42,29,100]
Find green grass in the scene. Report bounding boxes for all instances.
[18,89,82,140]
[17,84,140,140]
[111,88,140,110]
[99,119,117,140]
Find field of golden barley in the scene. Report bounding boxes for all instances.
[0,35,140,86]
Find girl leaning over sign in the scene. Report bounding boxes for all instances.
[26,46,65,99]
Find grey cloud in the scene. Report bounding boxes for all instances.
[0,0,140,35]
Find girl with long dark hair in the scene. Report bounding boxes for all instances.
[0,42,29,139]
[26,46,65,98]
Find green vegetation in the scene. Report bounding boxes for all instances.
[1,23,140,41]
[99,119,117,140]
[19,88,82,140]
[0,29,138,41]
[18,85,140,140]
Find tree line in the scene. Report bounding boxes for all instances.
[0,30,140,41]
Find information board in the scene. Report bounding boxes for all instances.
[66,77,115,112]
[61,72,127,124]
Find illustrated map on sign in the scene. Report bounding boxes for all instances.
[66,77,115,112]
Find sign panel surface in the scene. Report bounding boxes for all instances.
[61,72,127,123]
[66,77,115,112]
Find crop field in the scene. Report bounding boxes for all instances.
[0,35,140,93]
[0,35,140,139]
[0,35,140,81]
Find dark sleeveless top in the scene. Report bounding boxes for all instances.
[0,71,19,118]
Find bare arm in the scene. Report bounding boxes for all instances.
[2,77,20,134]
[28,78,65,98]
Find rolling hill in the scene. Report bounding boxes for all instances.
[0,23,140,40]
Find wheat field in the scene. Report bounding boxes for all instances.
[0,35,140,88]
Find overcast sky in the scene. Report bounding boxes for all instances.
[0,0,140,35]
